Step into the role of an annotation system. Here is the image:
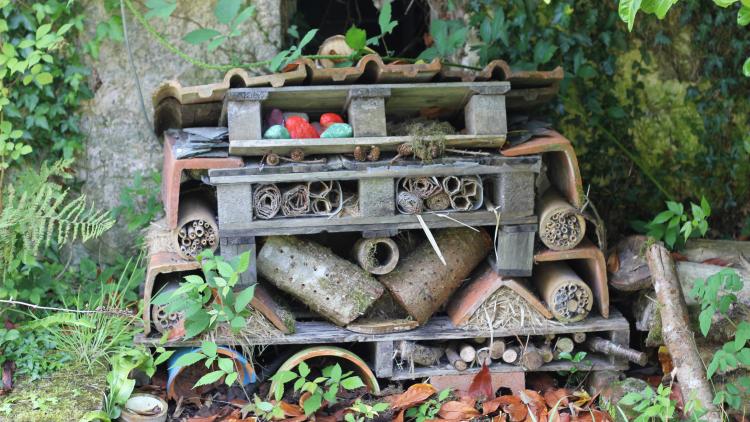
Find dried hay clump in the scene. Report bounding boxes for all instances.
[464,287,556,332]
[214,307,284,342]
[388,118,456,162]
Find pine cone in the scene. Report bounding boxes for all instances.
[289,148,305,162]
[353,146,366,161]
[366,146,381,161]
[265,153,280,166]
[397,143,413,157]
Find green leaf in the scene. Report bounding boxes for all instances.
[184,310,211,339]
[533,41,558,64]
[154,350,174,366]
[619,0,643,31]
[743,57,750,77]
[235,285,255,312]
[194,370,225,387]
[378,0,398,36]
[701,196,711,217]
[233,6,256,27]
[35,72,53,85]
[215,0,242,24]
[230,315,246,330]
[269,50,290,72]
[298,361,310,378]
[294,377,305,392]
[699,306,715,337]
[735,321,750,350]
[145,0,177,20]
[216,261,234,278]
[271,370,298,385]
[714,0,738,7]
[739,6,750,26]
[218,357,235,373]
[201,341,218,358]
[620,391,643,405]
[298,29,318,51]
[737,348,750,365]
[341,376,365,390]
[345,26,367,51]
[225,371,238,386]
[172,351,205,368]
[652,210,674,224]
[36,24,51,40]
[183,29,221,45]
[303,392,323,415]
[438,388,451,401]
[666,201,684,215]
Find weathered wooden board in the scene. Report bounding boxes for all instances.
[389,355,628,380]
[229,134,507,156]
[133,311,628,347]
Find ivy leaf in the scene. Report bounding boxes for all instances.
[195,370,225,387]
[345,26,367,51]
[215,0,242,25]
[235,285,255,312]
[619,0,643,31]
[183,28,221,45]
[378,0,398,36]
[739,6,750,26]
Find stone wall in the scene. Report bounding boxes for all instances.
[76,0,281,258]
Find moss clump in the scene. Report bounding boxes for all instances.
[0,364,107,422]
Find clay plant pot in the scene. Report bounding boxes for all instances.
[120,393,168,422]
[268,345,380,399]
[167,346,256,400]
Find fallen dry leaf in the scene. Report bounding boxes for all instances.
[572,409,612,422]
[388,383,438,410]
[543,388,570,408]
[492,415,508,422]
[280,401,304,417]
[438,400,481,421]
[393,409,405,422]
[468,364,494,400]
[482,396,527,421]
[702,257,733,267]
[187,416,217,422]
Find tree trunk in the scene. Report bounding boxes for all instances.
[257,236,384,326]
[647,243,721,421]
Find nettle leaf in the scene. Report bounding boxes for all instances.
[195,370,225,387]
[345,26,367,51]
[619,0,643,31]
[215,0,242,25]
[183,28,221,45]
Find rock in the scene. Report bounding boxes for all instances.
[75,0,281,259]
[321,123,353,138]
[266,108,284,127]
[319,112,344,128]
[263,125,290,139]
[285,116,318,139]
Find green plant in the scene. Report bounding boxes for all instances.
[691,268,750,411]
[417,19,469,62]
[159,340,244,389]
[242,395,285,420]
[617,0,750,77]
[644,197,710,249]
[345,399,390,422]
[81,347,155,422]
[269,362,366,416]
[405,388,451,422]
[618,384,677,422]
[151,249,255,339]
[0,323,70,380]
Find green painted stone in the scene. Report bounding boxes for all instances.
[264,125,290,139]
[321,123,353,138]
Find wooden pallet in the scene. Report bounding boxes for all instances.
[223,82,510,156]
[134,311,630,378]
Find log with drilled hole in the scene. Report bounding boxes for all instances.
[353,237,400,275]
[257,236,385,326]
[378,227,492,325]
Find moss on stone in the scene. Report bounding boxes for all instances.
[0,364,107,422]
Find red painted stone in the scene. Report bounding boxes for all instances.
[285,116,319,139]
[320,112,344,128]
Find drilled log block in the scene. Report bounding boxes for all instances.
[464,94,507,136]
[489,227,535,276]
[379,228,493,325]
[491,172,536,218]
[257,236,385,326]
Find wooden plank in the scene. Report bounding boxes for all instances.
[210,157,540,184]
[389,355,628,380]
[224,82,510,116]
[229,134,507,156]
[134,311,629,347]
[372,341,395,378]
[219,214,537,237]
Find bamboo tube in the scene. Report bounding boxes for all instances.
[257,236,384,326]
[584,336,648,366]
[459,343,476,363]
[353,237,400,275]
[488,340,506,360]
[446,345,467,371]
[502,347,519,364]
[175,193,219,260]
[379,228,492,325]
[533,261,593,323]
[538,188,586,251]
